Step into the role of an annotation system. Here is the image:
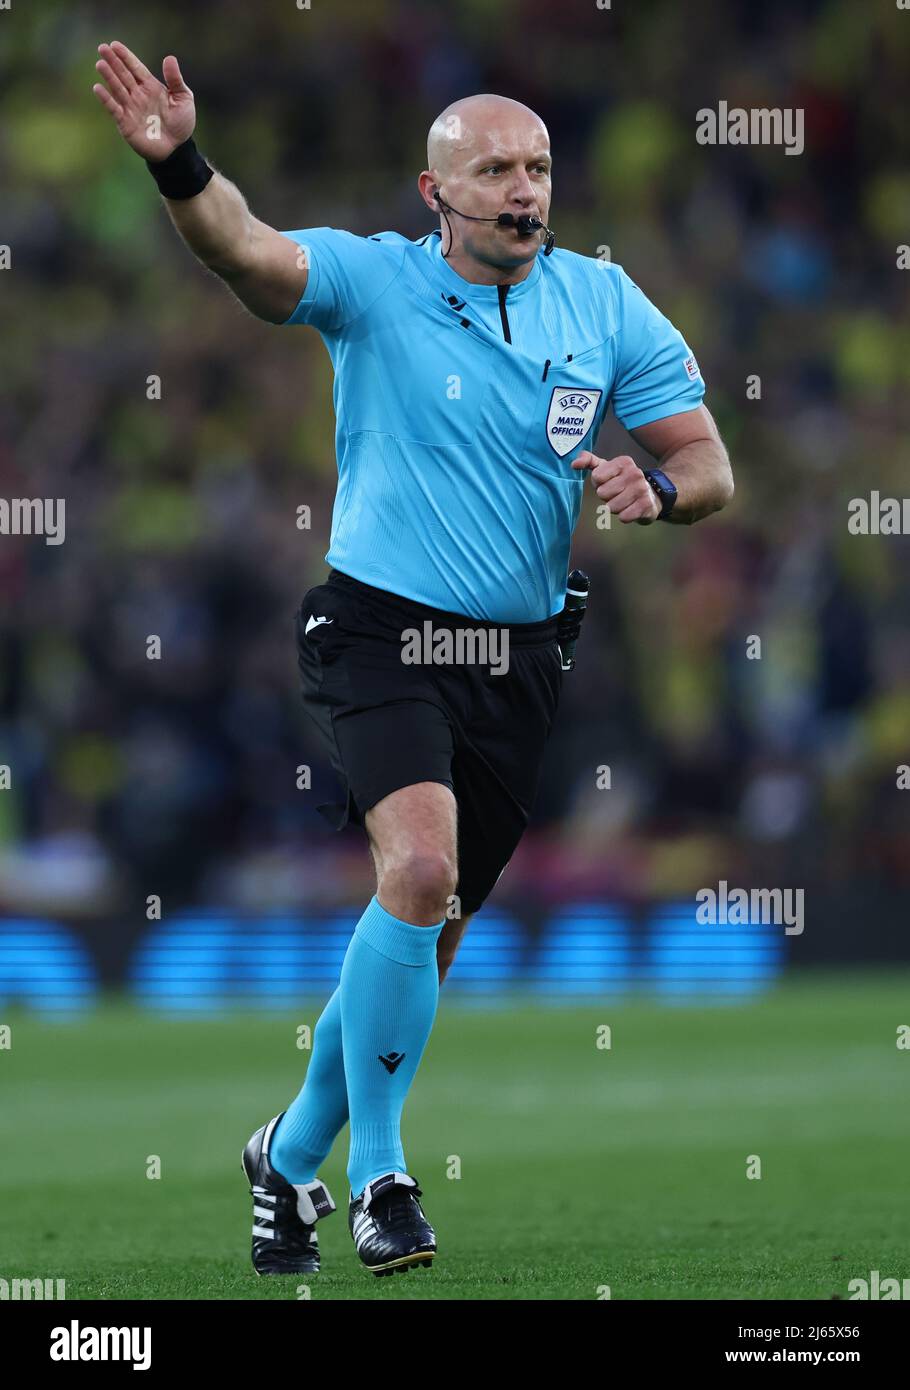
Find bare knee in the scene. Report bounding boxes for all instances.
[366,782,458,926]
[378,849,457,925]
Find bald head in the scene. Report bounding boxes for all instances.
[427,94,548,178]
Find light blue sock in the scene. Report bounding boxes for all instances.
[269,987,350,1184]
[340,895,445,1197]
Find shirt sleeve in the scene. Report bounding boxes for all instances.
[278,227,404,333]
[609,266,706,430]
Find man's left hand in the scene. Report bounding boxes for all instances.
[570,451,660,524]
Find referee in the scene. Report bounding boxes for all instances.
[94,41,734,1278]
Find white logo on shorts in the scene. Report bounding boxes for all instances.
[305,614,334,636]
[545,388,602,458]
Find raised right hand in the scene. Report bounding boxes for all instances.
[92,41,196,161]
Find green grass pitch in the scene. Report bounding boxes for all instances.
[1,972,908,1300]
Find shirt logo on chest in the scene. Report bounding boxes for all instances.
[545,388,603,458]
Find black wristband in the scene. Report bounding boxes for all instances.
[145,137,214,200]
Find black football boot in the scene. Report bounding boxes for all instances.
[241,1113,336,1275]
[348,1171,436,1276]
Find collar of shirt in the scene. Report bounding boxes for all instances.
[426,229,543,305]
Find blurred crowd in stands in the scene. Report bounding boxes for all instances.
[1,0,909,933]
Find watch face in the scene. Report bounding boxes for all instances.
[647,471,676,515]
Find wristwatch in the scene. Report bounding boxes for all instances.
[643,468,678,520]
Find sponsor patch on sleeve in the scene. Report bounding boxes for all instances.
[683,354,701,381]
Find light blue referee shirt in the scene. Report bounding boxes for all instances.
[280,226,705,622]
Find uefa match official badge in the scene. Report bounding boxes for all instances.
[545,387,602,457]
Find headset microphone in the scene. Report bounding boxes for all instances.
[497,211,547,238]
[433,189,556,257]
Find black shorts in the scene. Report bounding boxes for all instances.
[295,570,563,916]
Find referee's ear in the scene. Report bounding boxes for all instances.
[418,170,442,212]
